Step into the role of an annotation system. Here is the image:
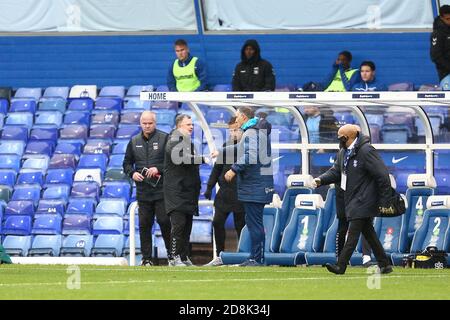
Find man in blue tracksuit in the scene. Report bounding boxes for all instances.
[324,51,360,92]
[219,106,274,266]
[352,61,387,92]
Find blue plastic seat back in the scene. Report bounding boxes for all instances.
[120,111,141,125]
[21,156,49,172]
[36,199,66,216]
[38,100,66,112]
[25,141,54,156]
[34,111,63,128]
[29,127,58,141]
[45,168,74,185]
[59,124,88,140]
[54,143,82,158]
[411,210,449,252]
[42,184,71,202]
[108,154,125,169]
[0,169,17,187]
[78,154,108,172]
[101,182,131,202]
[5,112,34,128]
[91,112,119,126]
[94,97,122,111]
[154,110,177,127]
[388,82,414,91]
[213,84,232,92]
[66,198,96,217]
[43,87,69,99]
[123,98,151,110]
[322,187,336,233]
[280,187,313,233]
[406,189,434,239]
[0,140,26,156]
[99,86,125,98]
[5,200,35,217]
[64,111,90,126]
[29,235,62,256]
[31,214,62,235]
[115,125,140,139]
[0,154,21,171]
[70,182,100,201]
[83,140,111,156]
[126,85,154,97]
[95,199,127,217]
[2,235,32,256]
[67,98,93,111]
[321,216,339,253]
[92,216,123,235]
[17,171,44,186]
[123,216,140,236]
[89,125,116,140]
[12,184,41,204]
[206,109,231,124]
[14,88,42,101]
[10,100,37,113]
[376,215,408,254]
[3,215,32,235]
[112,139,129,154]
[62,214,92,235]
[1,126,29,141]
[92,234,124,256]
[61,235,93,256]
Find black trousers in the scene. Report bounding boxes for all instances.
[138,199,171,260]
[213,208,245,256]
[337,217,372,257]
[337,218,390,270]
[170,211,193,260]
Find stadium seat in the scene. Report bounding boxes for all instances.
[13,88,42,101]
[66,198,97,217]
[0,154,21,171]
[91,111,120,126]
[60,235,94,257]
[123,98,151,110]
[388,82,414,91]
[94,98,122,112]
[264,194,324,266]
[62,214,92,235]
[123,214,139,236]
[405,174,436,242]
[101,182,131,203]
[120,111,141,125]
[74,168,103,185]
[391,195,450,266]
[25,141,54,157]
[272,125,295,143]
[31,214,63,235]
[0,169,17,187]
[54,142,82,158]
[67,99,94,112]
[42,184,71,202]
[42,86,69,99]
[2,215,32,235]
[107,154,125,169]
[77,154,108,172]
[11,184,41,205]
[89,124,116,140]
[38,99,66,113]
[2,235,32,256]
[5,112,34,129]
[28,235,62,256]
[0,100,8,115]
[221,205,282,265]
[206,109,231,124]
[91,234,124,257]
[0,140,26,156]
[190,216,213,244]
[92,216,123,235]
[321,186,336,236]
[104,169,129,182]
[123,234,141,256]
[45,168,74,185]
[212,84,232,92]
[5,200,35,217]
[112,139,129,154]
[94,199,127,218]
[59,124,88,141]
[381,125,409,143]
[21,155,50,173]
[69,85,97,99]
[16,171,44,186]
[36,199,66,216]
[63,111,90,126]
[99,86,125,98]
[83,140,111,156]
[115,125,141,139]
[304,216,339,265]
[126,85,154,97]
[70,182,100,202]
[1,126,29,142]
[10,100,37,113]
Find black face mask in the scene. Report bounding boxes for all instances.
[338,136,348,149]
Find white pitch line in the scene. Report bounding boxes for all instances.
[0,275,448,288]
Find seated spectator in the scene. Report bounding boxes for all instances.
[303,105,339,144]
[352,61,387,91]
[232,39,276,91]
[324,51,360,92]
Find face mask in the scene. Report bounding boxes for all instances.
[338,136,348,149]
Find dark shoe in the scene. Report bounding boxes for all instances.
[363,261,378,268]
[325,263,345,274]
[140,259,153,267]
[239,259,263,267]
[379,265,393,274]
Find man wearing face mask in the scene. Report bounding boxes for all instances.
[313,124,394,274]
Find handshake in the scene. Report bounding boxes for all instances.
[312,178,321,189]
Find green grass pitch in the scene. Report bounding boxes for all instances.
[0,265,449,300]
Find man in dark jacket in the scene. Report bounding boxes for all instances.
[219,106,274,266]
[314,124,393,274]
[204,116,245,266]
[163,114,203,267]
[431,5,450,87]
[232,39,276,91]
[123,111,171,266]
[303,105,339,144]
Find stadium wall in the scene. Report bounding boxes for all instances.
[0,32,437,89]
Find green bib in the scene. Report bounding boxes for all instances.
[0,244,12,264]
[173,57,201,92]
[325,68,358,92]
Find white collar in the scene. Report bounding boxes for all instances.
[347,137,358,151]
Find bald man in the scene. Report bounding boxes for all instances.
[314,124,394,274]
[123,111,172,266]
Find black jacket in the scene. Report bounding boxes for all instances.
[431,16,450,81]
[206,140,244,213]
[318,134,391,221]
[163,130,203,215]
[123,130,168,202]
[303,109,339,143]
[232,39,276,91]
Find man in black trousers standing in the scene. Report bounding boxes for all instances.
[314,124,394,274]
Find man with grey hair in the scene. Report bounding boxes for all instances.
[123,111,172,266]
[163,114,204,266]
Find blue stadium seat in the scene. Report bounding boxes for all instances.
[101,182,131,203]
[31,214,62,235]
[0,140,26,156]
[388,82,414,91]
[66,198,96,217]
[10,100,37,113]
[391,195,450,266]
[435,169,450,195]
[36,199,66,216]
[0,154,21,171]
[206,109,231,124]
[42,86,69,99]
[42,184,71,202]
[67,98,94,112]
[265,194,324,266]
[154,110,177,127]
[16,171,44,186]
[1,126,29,142]
[0,99,8,114]
[69,86,97,100]
[13,88,42,101]
[77,154,108,172]
[25,141,54,157]
[63,111,90,126]
[115,125,140,139]
[221,206,282,265]
[123,235,141,256]
[11,184,41,205]
[272,125,295,143]
[95,199,127,218]
[59,124,88,141]
[107,154,125,169]
[21,155,50,172]
[91,111,120,126]
[89,125,116,140]
[62,214,92,235]
[2,235,32,256]
[213,84,232,92]
[54,142,82,158]
[91,234,124,257]
[99,86,125,99]
[120,111,141,125]
[94,97,122,112]
[92,216,123,235]
[126,85,154,97]
[38,99,66,113]
[28,235,62,256]
[405,174,436,243]
[0,169,17,187]
[5,112,34,129]
[104,168,129,182]
[2,215,32,235]
[123,215,139,236]
[304,216,339,265]
[45,168,74,185]
[381,125,409,143]
[155,85,169,92]
[49,153,77,170]
[74,168,103,185]
[112,139,129,154]
[123,98,151,110]
[70,182,100,202]
[158,124,172,134]
[190,216,213,243]
[5,200,35,217]
[60,235,94,257]
[30,127,58,142]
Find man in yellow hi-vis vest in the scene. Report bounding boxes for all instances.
[167,39,208,92]
[324,51,360,92]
